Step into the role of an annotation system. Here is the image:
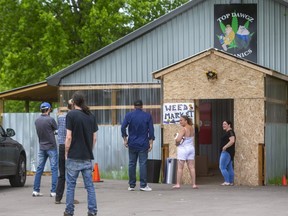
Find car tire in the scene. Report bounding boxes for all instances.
[9,154,26,187]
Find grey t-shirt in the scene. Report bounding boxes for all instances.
[35,114,57,150]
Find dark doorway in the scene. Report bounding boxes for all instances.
[195,99,234,182]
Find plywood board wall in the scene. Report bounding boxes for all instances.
[162,53,264,100]
[160,52,265,186]
[234,99,265,186]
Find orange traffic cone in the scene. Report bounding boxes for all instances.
[282,175,287,186]
[92,163,102,182]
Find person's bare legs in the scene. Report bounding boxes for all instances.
[173,160,185,189]
[187,160,198,188]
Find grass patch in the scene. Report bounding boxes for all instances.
[100,166,139,180]
[267,176,282,186]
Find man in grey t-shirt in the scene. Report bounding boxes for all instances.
[32,102,58,197]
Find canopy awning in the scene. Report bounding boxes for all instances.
[0,81,58,102]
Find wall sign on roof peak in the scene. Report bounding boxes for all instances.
[214,4,257,63]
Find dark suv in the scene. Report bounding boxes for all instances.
[0,125,26,187]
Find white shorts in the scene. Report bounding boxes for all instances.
[177,144,195,160]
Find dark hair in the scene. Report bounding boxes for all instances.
[181,115,193,126]
[72,91,91,115]
[41,109,49,114]
[223,120,233,128]
[67,103,72,110]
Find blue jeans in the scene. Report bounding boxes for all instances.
[128,148,148,188]
[65,159,97,215]
[33,148,58,193]
[219,151,234,183]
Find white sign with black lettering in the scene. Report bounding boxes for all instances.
[163,103,194,124]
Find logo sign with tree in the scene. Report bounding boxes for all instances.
[214,4,257,63]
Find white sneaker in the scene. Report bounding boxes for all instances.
[128,187,135,191]
[32,191,43,197]
[140,185,152,192]
[221,182,230,186]
[50,192,56,197]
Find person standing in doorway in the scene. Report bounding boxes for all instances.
[121,100,155,192]
[64,91,98,216]
[219,120,236,186]
[173,115,198,189]
[55,100,79,204]
[32,102,58,197]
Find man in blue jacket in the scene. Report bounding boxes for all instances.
[121,100,155,192]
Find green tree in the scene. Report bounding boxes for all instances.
[123,0,189,30]
[0,0,189,112]
[0,0,71,89]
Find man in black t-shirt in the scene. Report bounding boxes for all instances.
[64,91,98,216]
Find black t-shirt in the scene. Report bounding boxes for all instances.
[220,130,236,160]
[66,109,98,160]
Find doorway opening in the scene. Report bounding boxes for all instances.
[195,99,234,184]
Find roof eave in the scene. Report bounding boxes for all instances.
[153,48,288,82]
[0,81,58,102]
[273,0,288,7]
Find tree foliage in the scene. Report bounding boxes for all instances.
[0,0,189,111]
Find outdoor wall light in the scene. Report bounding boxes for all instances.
[206,70,217,80]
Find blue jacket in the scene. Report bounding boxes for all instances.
[121,108,155,151]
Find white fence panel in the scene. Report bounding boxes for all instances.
[2,113,161,173]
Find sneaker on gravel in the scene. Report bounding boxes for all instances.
[140,185,152,192]
[221,182,230,186]
[87,212,97,216]
[55,200,61,204]
[32,191,43,197]
[50,192,56,197]
[128,187,135,191]
[56,199,79,204]
[63,211,73,216]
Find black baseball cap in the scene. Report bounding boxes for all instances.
[134,100,143,106]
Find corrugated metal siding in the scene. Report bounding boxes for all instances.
[60,0,215,85]
[265,76,287,102]
[258,0,288,74]
[2,113,50,172]
[265,76,287,123]
[60,0,287,86]
[265,124,288,183]
[264,76,288,183]
[96,125,161,172]
[2,113,161,173]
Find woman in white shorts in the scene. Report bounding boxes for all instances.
[173,115,198,189]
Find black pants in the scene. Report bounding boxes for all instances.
[55,144,65,201]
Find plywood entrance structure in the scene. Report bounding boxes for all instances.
[153,48,288,186]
